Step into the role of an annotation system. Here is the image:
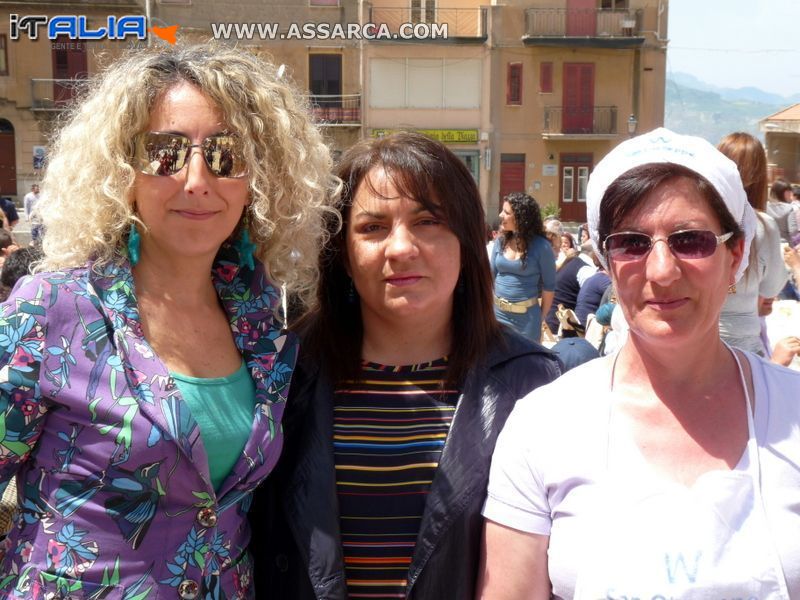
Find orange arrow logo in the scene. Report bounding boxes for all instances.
[150,25,179,45]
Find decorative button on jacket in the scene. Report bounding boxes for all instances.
[0,251,297,599]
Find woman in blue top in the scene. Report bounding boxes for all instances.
[491,192,557,342]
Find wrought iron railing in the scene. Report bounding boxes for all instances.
[368,7,486,39]
[525,8,641,38]
[31,78,89,110]
[307,94,362,125]
[542,106,618,135]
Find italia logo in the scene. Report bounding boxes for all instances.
[9,14,179,44]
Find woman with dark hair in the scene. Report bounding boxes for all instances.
[479,129,800,598]
[717,132,787,354]
[578,223,591,245]
[768,177,798,243]
[250,132,560,599]
[491,192,557,342]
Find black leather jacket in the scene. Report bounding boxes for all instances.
[249,329,560,599]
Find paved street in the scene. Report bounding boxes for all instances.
[11,218,33,247]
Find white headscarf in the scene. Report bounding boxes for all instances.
[585,127,757,281]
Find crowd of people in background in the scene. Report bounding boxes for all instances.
[0,183,42,301]
[488,154,800,372]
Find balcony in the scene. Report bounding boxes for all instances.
[308,94,362,127]
[368,7,487,42]
[542,106,618,139]
[31,78,88,111]
[524,8,643,48]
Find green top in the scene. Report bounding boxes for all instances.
[172,361,256,491]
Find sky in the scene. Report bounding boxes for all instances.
[667,0,800,98]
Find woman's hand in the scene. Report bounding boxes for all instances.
[476,521,551,599]
[771,336,800,367]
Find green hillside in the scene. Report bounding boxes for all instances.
[664,79,781,144]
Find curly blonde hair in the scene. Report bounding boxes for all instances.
[38,43,340,308]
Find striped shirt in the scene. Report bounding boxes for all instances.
[334,358,458,599]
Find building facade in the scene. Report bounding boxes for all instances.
[760,103,800,184]
[2,0,668,222]
[0,1,138,197]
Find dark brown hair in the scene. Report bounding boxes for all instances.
[717,132,767,212]
[300,132,501,385]
[500,192,545,264]
[770,178,792,203]
[597,163,743,252]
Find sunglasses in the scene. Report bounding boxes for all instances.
[603,229,733,262]
[133,132,247,178]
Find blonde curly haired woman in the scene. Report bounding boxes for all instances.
[0,43,338,599]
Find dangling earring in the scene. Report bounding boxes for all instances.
[728,283,737,294]
[127,222,141,267]
[235,211,256,270]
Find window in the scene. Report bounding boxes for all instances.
[600,0,628,8]
[51,40,88,105]
[0,36,7,76]
[309,54,342,97]
[410,0,435,24]
[562,167,574,202]
[577,166,589,201]
[309,54,342,121]
[453,150,480,182]
[506,62,522,105]
[559,153,593,221]
[540,62,553,93]
[370,58,480,109]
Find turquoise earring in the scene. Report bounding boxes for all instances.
[128,222,141,266]
[235,213,256,270]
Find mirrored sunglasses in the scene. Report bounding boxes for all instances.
[133,132,247,178]
[603,229,734,262]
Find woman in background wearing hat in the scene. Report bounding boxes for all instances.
[478,128,800,598]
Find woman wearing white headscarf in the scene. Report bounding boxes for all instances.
[477,128,800,599]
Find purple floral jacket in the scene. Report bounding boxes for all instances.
[0,251,297,599]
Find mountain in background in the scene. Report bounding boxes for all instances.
[669,72,800,106]
[664,72,798,144]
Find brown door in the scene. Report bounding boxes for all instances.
[0,121,16,196]
[499,154,525,209]
[52,41,88,106]
[559,153,592,222]
[563,63,594,134]
[566,0,596,36]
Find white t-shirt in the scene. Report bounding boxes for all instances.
[483,353,800,599]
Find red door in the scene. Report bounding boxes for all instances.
[52,41,88,106]
[0,123,16,196]
[499,154,525,209]
[563,63,594,134]
[566,0,596,36]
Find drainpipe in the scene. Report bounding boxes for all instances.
[655,0,667,43]
[632,47,640,127]
[359,0,365,139]
[145,0,151,46]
